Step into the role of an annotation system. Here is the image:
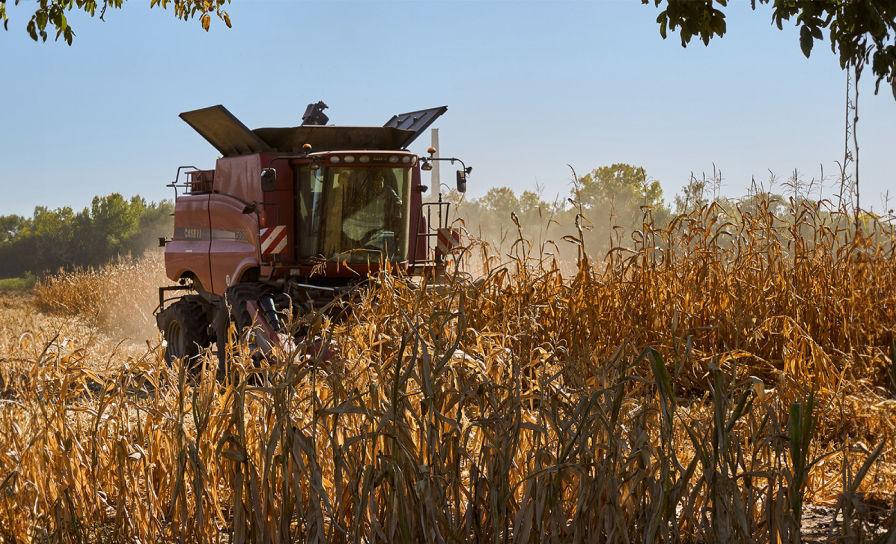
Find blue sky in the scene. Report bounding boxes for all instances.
[1,0,893,216]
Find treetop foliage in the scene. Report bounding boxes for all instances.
[575,164,665,212]
[645,0,896,97]
[447,163,673,257]
[0,0,231,45]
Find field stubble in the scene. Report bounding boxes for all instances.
[0,200,894,542]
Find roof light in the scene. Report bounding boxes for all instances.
[330,156,340,163]
[402,156,412,164]
[343,155,355,163]
[388,155,399,164]
[358,155,370,164]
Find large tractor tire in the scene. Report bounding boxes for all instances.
[157,297,211,369]
[225,282,287,331]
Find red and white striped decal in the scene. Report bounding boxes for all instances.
[436,227,462,256]
[259,225,288,255]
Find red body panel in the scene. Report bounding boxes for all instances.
[208,193,260,294]
[165,193,213,290]
[409,167,428,265]
[214,155,263,204]
[259,154,296,264]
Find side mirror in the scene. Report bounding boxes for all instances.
[456,170,468,193]
[260,168,277,192]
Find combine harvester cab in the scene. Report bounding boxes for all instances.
[156,102,470,369]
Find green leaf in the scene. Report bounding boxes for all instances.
[799,25,813,57]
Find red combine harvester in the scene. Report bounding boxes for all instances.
[156,101,468,367]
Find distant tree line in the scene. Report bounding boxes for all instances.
[443,162,891,262]
[445,163,675,259]
[0,194,172,279]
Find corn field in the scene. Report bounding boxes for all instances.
[1,199,895,542]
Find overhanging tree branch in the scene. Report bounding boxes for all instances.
[0,0,232,45]
[643,0,896,99]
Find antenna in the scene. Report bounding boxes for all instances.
[431,128,440,191]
